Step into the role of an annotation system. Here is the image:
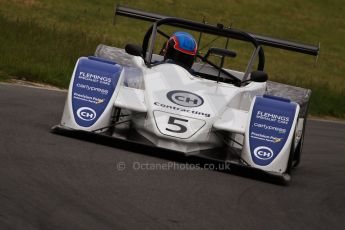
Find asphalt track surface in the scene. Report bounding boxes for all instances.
[0,83,344,230]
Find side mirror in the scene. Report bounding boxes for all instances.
[204,47,237,61]
[209,47,237,58]
[125,44,143,56]
[250,71,268,82]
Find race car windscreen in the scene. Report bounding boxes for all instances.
[152,25,259,80]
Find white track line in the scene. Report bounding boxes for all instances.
[0,81,67,92]
[308,118,345,125]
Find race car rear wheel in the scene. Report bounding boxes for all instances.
[286,116,307,173]
[293,93,310,168]
[285,134,296,174]
[292,122,305,168]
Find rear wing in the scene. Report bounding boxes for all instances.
[115,5,319,57]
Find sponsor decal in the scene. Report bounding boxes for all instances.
[76,83,109,95]
[154,101,210,118]
[72,57,122,127]
[167,90,204,107]
[250,132,282,143]
[256,111,289,124]
[78,71,112,85]
[253,146,274,160]
[249,96,297,166]
[73,93,104,104]
[253,123,286,134]
[77,107,96,121]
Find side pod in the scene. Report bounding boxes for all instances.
[241,95,300,173]
[60,56,123,131]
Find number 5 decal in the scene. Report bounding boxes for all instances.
[153,111,206,139]
[166,116,188,133]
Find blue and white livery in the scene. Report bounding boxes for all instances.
[53,6,318,183]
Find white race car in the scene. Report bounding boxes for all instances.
[52,6,319,184]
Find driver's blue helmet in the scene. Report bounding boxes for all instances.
[164,31,197,69]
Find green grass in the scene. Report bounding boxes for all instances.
[0,0,344,117]
[0,14,105,87]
